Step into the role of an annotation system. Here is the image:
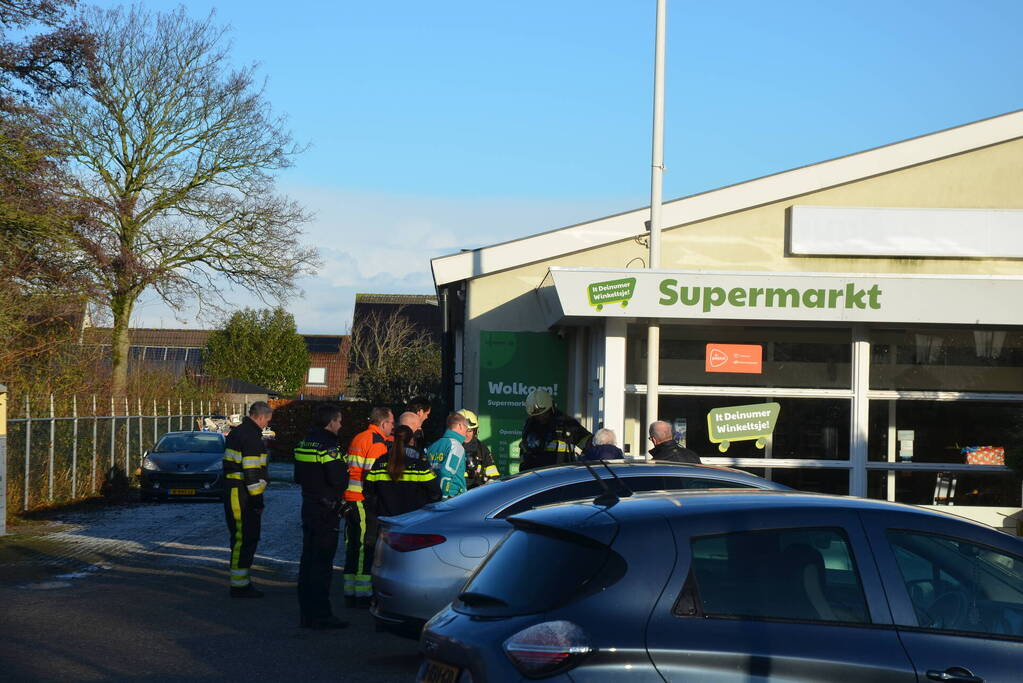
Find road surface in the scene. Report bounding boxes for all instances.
[0,465,423,681]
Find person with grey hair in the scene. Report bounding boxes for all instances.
[222,401,273,597]
[581,428,624,461]
[648,420,700,463]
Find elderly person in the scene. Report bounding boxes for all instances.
[648,420,700,463]
[581,428,625,461]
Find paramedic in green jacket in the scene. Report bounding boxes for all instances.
[425,412,470,499]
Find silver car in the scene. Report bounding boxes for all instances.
[371,461,787,635]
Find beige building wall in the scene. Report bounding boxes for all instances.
[461,137,1023,408]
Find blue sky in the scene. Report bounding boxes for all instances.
[102,1,1023,333]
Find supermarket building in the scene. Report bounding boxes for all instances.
[431,110,1023,532]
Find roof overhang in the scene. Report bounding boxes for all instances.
[434,109,1023,287]
[538,267,1023,328]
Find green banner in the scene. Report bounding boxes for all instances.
[587,276,636,311]
[707,402,780,452]
[477,331,568,474]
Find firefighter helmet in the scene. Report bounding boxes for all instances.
[457,409,479,430]
[524,389,553,416]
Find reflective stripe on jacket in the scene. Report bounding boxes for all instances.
[345,424,390,502]
[223,417,269,502]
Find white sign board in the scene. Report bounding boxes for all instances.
[540,268,1023,326]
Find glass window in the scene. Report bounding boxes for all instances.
[629,324,851,389]
[868,400,1022,465]
[307,367,326,385]
[868,470,1022,507]
[686,527,869,624]
[870,328,1023,392]
[496,480,605,518]
[659,395,850,461]
[887,531,1023,637]
[456,529,625,617]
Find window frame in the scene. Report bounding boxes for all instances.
[306,366,327,386]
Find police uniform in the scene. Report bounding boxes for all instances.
[364,450,441,539]
[294,426,348,625]
[519,409,592,471]
[223,417,269,594]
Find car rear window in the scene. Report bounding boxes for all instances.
[455,527,625,617]
[681,527,870,624]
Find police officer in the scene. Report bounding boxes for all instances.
[519,389,592,471]
[223,401,272,598]
[294,404,350,629]
[457,409,501,488]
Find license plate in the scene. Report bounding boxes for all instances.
[169,488,196,495]
[417,660,460,683]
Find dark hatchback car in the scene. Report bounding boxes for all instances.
[139,431,226,501]
[420,491,1023,682]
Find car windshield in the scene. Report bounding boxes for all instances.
[154,434,224,453]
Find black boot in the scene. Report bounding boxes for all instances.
[230,583,264,598]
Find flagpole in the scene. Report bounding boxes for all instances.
[645,0,666,445]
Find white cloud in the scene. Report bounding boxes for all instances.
[129,186,631,334]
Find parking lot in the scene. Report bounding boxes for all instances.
[0,466,421,682]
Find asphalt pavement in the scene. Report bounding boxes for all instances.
[0,464,423,682]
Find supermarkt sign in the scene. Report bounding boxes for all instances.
[542,268,1023,325]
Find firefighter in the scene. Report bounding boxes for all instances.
[223,401,272,598]
[457,409,501,488]
[519,389,592,471]
[294,404,349,629]
[343,406,393,608]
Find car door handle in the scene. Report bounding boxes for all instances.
[926,667,984,683]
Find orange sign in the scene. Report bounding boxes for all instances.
[705,343,763,374]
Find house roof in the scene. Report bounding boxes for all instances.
[84,327,214,348]
[355,293,438,306]
[431,108,1023,286]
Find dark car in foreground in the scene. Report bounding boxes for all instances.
[139,431,226,501]
[373,461,787,636]
[419,490,1023,682]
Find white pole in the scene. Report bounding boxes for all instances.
[645,0,667,442]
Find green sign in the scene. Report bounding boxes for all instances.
[707,402,780,452]
[587,277,636,311]
[477,331,568,474]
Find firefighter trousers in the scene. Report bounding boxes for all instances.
[224,487,262,588]
[343,500,374,599]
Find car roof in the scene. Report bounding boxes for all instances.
[513,460,785,487]
[159,431,224,437]
[516,489,997,530]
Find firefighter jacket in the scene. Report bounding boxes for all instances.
[464,438,500,489]
[519,409,592,470]
[344,424,390,502]
[223,417,269,508]
[294,426,349,523]
[426,429,467,499]
[364,447,441,518]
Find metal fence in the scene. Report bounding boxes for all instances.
[5,395,252,512]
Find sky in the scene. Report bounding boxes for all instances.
[92,1,1023,334]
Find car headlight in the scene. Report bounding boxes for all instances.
[203,459,223,472]
[142,455,159,471]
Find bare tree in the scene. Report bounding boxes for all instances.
[46,6,318,395]
[348,307,440,406]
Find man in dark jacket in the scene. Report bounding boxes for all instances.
[223,401,272,598]
[648,420,701,463]
[294,404,349,629]
[519,389,592,471]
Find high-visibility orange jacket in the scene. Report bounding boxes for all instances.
[344,424,391,502]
